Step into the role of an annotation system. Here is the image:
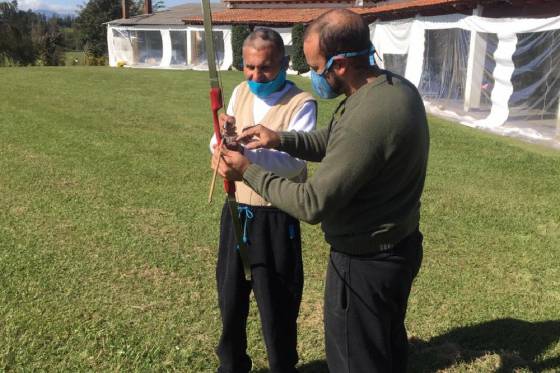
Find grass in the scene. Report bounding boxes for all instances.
[0,67,559,372]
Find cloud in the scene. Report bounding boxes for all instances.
[17,0,79,14]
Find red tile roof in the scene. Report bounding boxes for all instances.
[185,8,327,25]
[226,0,354,3]
[183,0,482,25]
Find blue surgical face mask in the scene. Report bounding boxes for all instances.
[247,68,287,98]
[310,43,377,99]
[311,69,339,99]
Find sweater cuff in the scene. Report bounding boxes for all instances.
[279,131,297,153]
[243,163,266,192]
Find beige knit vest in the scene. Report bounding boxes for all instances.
[233,81,315,206]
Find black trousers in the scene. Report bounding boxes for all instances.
[216,203,304,373]
[324,229,423,373]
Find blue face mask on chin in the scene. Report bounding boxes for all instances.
[247,68,287,98]
[311,43,377,99]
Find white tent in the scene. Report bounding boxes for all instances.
[107,4,235,70]
[107,25,296,71]
[108,24,233,70]
[371,11,560,143]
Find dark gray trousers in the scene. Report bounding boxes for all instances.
[216,203,304,373]
[325,229,423,373]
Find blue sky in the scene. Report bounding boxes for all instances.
[17,0,197,15]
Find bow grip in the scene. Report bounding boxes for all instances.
[210,87,236,195]
[210,87,223,143]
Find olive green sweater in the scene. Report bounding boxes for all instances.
[243,71,429,254]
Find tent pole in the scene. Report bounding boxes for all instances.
[464,5,485,112]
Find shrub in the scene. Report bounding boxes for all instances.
[231,25,251,71]
[291,24,309,74]
[85,54,107,66]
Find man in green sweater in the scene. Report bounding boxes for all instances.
[212,9,429,373]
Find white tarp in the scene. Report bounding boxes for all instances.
[107,25,233,70]
[370,14,560,143]
[108,25,300,74]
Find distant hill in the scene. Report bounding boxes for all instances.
[35,9,76,18]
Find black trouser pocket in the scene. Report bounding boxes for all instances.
[327,253,349,315]
[339,270,348,311]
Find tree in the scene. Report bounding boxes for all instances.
[0,0,15,15]
[0,1,17,63]
[0,1,38,66]
[75,0,121,59]
[131,0,165,14]
[291,24,309,74]
[32,17,64,65]
[60,26,82,51]
[0,1,67,66]
[55,14,75,28]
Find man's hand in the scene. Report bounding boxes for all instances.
[236,124,281,150]
[219,113,236,138]
[219,113,243,152]
[211,147,251,181]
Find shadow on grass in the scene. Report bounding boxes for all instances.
[409,318,560,372]
[254,319,559,372]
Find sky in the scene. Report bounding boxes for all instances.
[17,0,195,15]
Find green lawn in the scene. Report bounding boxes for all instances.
[0,67,559,372]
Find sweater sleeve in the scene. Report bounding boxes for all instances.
[243,121,383,224]
[243,100,316,178]
[278,127,330,162]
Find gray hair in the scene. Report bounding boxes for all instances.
[243,28,286,60]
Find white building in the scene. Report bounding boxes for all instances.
[107,3,233,70]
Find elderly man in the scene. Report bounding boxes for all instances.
[210,28,316,373]
[213,9,429,373]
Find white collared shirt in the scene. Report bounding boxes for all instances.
[210,81,316,178]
